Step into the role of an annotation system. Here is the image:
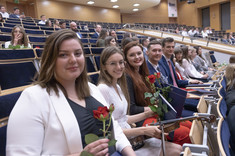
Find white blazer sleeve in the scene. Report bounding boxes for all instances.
[6,87,47,155]
[89,83,131,152]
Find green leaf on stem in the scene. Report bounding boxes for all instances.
[85,133,99,145]
[81,151,93,156]
[108,139,117,146]
[144,92,153,98]
[153,91,160,97]
[149,105,158,113]
[150,97,156,104]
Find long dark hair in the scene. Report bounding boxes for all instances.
[124,41,151,106]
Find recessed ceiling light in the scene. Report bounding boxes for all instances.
[87,1,94,5]
[133,3,140,7]
[110,0,118,2]
[133,8,139,11]
[113,5,119,8]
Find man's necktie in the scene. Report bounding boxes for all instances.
[168,60,178,87]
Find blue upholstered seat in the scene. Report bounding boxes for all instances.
[0,26,12,33]
[0,124,7,156]
[25,29,45,35]
[23,25,40,30]
[0,92,22,118]
[0,49,37,90]
[90,47,104,55]
[28,36,47,43]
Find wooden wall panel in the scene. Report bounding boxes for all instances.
[210,4,221,31]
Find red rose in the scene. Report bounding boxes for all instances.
[93,106,109,121]
[148,75,156,84]
[156,72,161,79]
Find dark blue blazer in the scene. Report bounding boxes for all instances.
[159,56,188,88]
[91,32,99,38]
[9,14,19,19]
[146,60,166,88]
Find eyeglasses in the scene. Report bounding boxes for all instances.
[106,60,125,67]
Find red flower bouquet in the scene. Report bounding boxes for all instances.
[145,72,171,120]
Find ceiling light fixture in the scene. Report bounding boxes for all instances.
[113,5,119,8]
[110,0,118,2]
[133,8,139,11]
[87,1,94,5]
[133,3,140,7]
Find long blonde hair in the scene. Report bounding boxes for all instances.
[225,63,235,91]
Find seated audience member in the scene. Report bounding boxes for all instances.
[124,41,192,146]
[228,32,235,44]
[0,13,4,22]
[83,25,89,31]
[149,37,157,42]
[0,5,9,18]
[193,46,214,72]
[121,37,133,50]
[98,46,182,155]
[5,25,31,49]
[194,28,200,37]
[6,29,134,156]
[159,37,189,88]
[227,106,235,155]
[91,24,102,38]
[174,47,190,80]
[9,7,25,19]
[53,19,60,29]
[104,36,117,47]
[123,32,132,40]
[206,27,213,34]
[181,46,208,79]
[229,55,235,63]
[70,21,82,39]
[225,64,235,112]
[188,28,196,37]
[221,34,229,44]
[96,29,108,47]
[110,30,118,41]
[201,28,208,38]
[38,15,46,25]
[175,27,180,34]
[226,64,235,155]
[59,21,67,29]
[45,20,52,27]
[174,47,202,83]
[132,36,139,43]
[141,38,150,61]
[181,28,189,37]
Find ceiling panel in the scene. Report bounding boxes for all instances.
[55,0,161,13]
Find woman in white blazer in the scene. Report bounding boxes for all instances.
[6,29,135,156]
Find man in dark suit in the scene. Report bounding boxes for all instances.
[159,37,189,88]
[146,40,196,115]
[159,37,199,111]
[146,40,168,88]
[9,7,25,19]
[70,22,83,39]
[91,24,102,38]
